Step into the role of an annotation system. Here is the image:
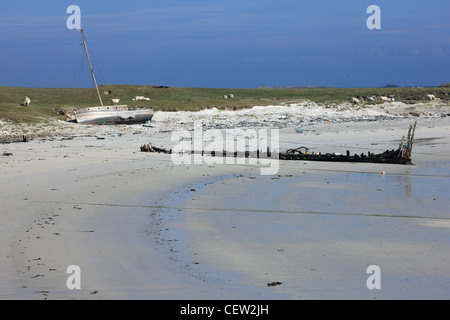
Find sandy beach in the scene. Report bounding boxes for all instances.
[1,101,450,300]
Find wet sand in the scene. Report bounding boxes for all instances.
[155,118,450,299]
[166,162,450,299]
[1,105,449,299]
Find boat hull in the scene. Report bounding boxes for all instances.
[74,105,154,125]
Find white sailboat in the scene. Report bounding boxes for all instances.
[74,29,154,125]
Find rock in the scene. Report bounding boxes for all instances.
[267,281,282,287]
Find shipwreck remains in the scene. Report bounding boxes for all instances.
[141,122,417,165]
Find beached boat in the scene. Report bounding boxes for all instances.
[74,29,153,125]
[74,105,153,125]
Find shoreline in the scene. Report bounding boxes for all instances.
[2,99,449,142]
[1,103,450,299]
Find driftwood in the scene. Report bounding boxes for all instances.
[140,143,171,154]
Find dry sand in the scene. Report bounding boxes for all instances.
[1,101,449,299]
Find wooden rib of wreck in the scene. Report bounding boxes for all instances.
[280,122,416,164]
[141,122,417,165]
[74,29,153,125]
[279,147,411,164]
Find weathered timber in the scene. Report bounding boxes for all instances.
[140,143,171,153]
[141,122,417,165]
[278,148,411,164]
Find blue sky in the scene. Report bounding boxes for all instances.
[1,0,449,88]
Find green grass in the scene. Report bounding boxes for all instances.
[0,84,448,124]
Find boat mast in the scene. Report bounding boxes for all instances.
[80,29,103,106]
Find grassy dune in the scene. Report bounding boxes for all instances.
[0,84,448,123]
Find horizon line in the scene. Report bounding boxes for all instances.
[0,83,448,90]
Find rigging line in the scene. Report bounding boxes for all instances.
[77,40,96,93]
[89,47,106,88]
[82,31,106,87]
[76,43,86,88]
